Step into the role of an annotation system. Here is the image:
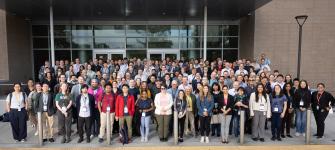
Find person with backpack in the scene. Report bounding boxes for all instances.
[35,83,56,143]
[6,83,28,142]
[98,83,116,143]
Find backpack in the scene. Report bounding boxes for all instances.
[119,124,129,145]
[1,112,10,122]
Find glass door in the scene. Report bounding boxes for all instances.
[147,49,180,60]
[93,49,126,61]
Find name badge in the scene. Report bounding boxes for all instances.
[274,107,279,112]
[43,105,47,111]
[238,110,241,115]
[124,107,128,113]
[299,100,304,106]
[316,106,319,110]
[204,108,207,112]
[93,90,97,95]
[18,107,21,112]
[142,112,146,117]
[259,104,265,111]
[106,106,111,112]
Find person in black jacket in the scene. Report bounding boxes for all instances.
[219,85,234,144]
[76,84,95,143]
[281,83,294,138]
[311,83,335,138]
[35,83,56,143]
[293,80,311,137]
[232,87,249,138]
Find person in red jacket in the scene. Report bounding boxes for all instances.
[115,84,135,142]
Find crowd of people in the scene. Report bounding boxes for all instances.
[5,53,335,145]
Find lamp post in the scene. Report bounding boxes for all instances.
[295,15,308,79]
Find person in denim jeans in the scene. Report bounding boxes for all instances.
[136,91,154,142]
[293,80,311,137]
[232,87,248,138]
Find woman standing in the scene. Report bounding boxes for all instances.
[270,85,287,141]
[249,84,271,142]
[219,85,234,144]
[293,80,311,137]
[232,87,248,138]
[154,84,173,142]
[55,83,73,143]
[281,83,294,138]
[196,85,214,143]
[136,91,154,142]
[175,90,187,142]
[27,83,42,136]
[211,83,222,137]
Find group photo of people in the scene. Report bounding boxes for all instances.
[4,53,335,145]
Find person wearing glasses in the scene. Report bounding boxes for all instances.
[154,84,173,142]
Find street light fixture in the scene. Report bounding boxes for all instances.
[295,15,308,79]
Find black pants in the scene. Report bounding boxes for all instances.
[199,116,211,136]
[57,111,72,139]
[72,106,78,130]
[9,108,27,141]
[281,110,292,135]
[313,110,329,137]
[211,124,221,136]
[194,115,199,134]
[78,117,92,139]
[91,108,100,136]
[178,115,186,138]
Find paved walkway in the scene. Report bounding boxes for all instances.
[0,112,335,148]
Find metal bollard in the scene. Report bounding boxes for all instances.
[239,110,245,144]
[106,112,111,145]
[174,111,178,145]
[37,112,43,146]
[305,109,311,144]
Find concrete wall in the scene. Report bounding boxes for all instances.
[0,0,9,81]
[254,0,335,94]
[239,13,255,60]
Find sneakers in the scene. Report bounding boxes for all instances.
[295,132,300,137]
[141,137,145,142]
[302,133,306,137]
[144,137,148,142]
[49,138,55,143]
[205,136,209,143]
[200,136,205,143]
[98,138,104,143]
[21,139,26,142]
[34,131,39,136]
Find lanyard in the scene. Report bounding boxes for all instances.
[317,92,323,104]
[14,93,21,106]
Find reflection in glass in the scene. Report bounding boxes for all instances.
[72,50,92,62]
[55,50,71,61]
[94,25,125,37]
[207,25,222,36]
[33,50,49,80]
[180,37,202,49]
[72,25,93,37]
[126,38,146,48]
[126,25,147,37]
[55,37,71,49]
[207,37,222,48]
[33,38,49,48]
[148,37,179,48]
[94,37,125,49]
[126,50,147,59]
[72,37,92,49]
[188,25,202,36]
[147,25,179,37]
[54,25,71,37]
[180,50,201,60]
[223,25,239,36]
[223,37,238,48]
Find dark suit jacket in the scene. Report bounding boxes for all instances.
[76,93,95,117]
[35,92,56,116]
[311,91,335,112]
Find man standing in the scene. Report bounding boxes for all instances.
[36,83,56,143]
[311,83,335,139]
[71,76,85,128]
[88,79,104,137]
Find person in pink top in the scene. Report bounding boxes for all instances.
[87,79,104,137]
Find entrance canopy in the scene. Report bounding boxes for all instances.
[5,0,271,21]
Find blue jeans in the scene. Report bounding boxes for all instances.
[271,113,282,138]
[233,114,240,137]
[295,109,306,133]
[140,116,151,139]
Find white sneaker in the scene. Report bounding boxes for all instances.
[34,131,38,136]
[302,133,306,137]
[200,136,205,143]
[205,136,209,143]
[295,132,300,137]
[141,137,145,142]
[144,137,148,142]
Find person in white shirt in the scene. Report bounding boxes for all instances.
[221,62,233,76]
[235,64,248,76]
[73,58,82,75]
[228,81,239,96]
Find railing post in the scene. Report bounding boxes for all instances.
[106,112,111,145]
[240,110,245,144]
[174,111,178,145]
[305,109,311,144]
[37,112,43,146]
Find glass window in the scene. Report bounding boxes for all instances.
[207,50,222,61]
[126,25,147,37]
[148,37,179,48]
[180,50,201,60]
[54,25,71,37]
[147,25,179,37]
[72,37,92,49]
[126,38,146,48]
[223,37,238,48]
[223,25,239,36]
[126,50,147,59]
[222,49,238,62]
[32,25,49,36]
[207,25,222,36]
[71,50,92,62]
[207,37,222,48]
[55,37,71,49]
[72,25,92,37]
[188,25,201,36]
[33,50,49,80]
[33,38,49,48]
[94,25,125,37]
[180,37,202,49]
[94,37,125,49]
[180,25,188,37]
[55,50,71,61]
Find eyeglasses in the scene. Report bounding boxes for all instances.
[161,88,166,90]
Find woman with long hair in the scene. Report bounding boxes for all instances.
[270,84,287,141]
[293,80,311,137]
[249,83,271,142]
[196,85,214,143]
[211,83,222,137]
[175,90,187,142]
[281,83,294,138]
[220,85,234,144]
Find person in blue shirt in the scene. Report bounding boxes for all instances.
[196,85,214,143]
[270,84,287,141]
